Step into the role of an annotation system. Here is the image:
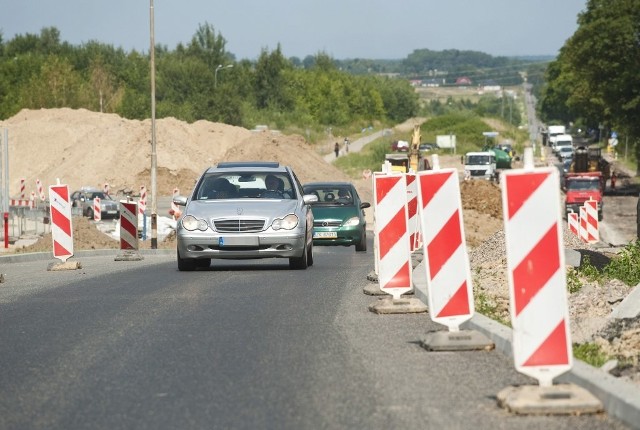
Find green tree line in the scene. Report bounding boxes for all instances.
[0,23,419,133]
[538,0,640,170]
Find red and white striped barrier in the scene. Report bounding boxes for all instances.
[583,199,599,243]
[139,185,147,216]
[501,167,572,387]
[579,206,588,243]
[373,172,412,299]
[93,197,102,222]
[119,201,139,251]
[567,211,579,236]
[406,174,421,251]
[36,179,45,201]
[416,168,474,330]
[48,184,74,263]
[10,199,32,207]
[20,178,25,199]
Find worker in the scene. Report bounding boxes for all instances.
[611,171,617,190]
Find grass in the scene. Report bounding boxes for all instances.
[573,343,610,368]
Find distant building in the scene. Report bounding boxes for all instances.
[455,76,472,85]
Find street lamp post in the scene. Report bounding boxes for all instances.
[149,0,158,249]
[215,64,233,88]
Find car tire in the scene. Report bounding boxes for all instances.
[177,249,196,271]
[355,230,367,252]
[289,235,309,270]
[85,207,93,219]
[307,240,314,267]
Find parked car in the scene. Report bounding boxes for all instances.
[391,140,409,152]
[302,182,370,252]
[419,143,439,152]
[173,161,317,271]
[70,187,120,219]
[557,145,574,161]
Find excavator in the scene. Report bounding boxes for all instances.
[385,125,431,173]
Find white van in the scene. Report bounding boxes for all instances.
[552,134,573,154]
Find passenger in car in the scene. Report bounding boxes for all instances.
[337,189,352,203]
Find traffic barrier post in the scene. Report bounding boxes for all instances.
[498,164,602,414]
[368,172,426,314]
[579,206,588,243]
[583,198,599,243]
[93,197,101,222]
[115,200,143,261]
[567,211,579,236]
[47,184,80,270]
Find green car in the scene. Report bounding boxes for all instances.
[303,182,370,252]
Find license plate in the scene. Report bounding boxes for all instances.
[313,231,337,239]
[219,236,259,246]
[107,210,117,214]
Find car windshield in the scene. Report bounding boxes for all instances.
[87,191,110,200]
[466,155,492,165]
[567,179,600,191]
[194,171,295,200]
[303,186,354,206]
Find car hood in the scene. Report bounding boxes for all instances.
[311,205,360,221]
[186,199,302,220]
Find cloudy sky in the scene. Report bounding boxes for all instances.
[1,0,587,60]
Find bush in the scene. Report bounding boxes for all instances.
[603,240,640,286]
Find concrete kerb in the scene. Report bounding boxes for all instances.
[0,248,174,264]
[416,260,640,429]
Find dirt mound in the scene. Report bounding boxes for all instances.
[0,108,350,196]
[460,180,503,219]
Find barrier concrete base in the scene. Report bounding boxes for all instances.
[114,250,144,261]
[497,384,603,415]
[47,260,82,271]
[368,297,427,314]
[420,329,495,351]
[366,270,378,282]
[363,282,414,296]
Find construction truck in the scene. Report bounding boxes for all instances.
[384,125,431,173]
[563,144,610,221]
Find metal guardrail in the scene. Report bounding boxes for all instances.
[0,203,77,242]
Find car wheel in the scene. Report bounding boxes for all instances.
[289,235,309,270]
[195,258,211,269]
[307,240,314,267]
[85,207,93,219]
[177,249,196,271]
[355,230,367,252]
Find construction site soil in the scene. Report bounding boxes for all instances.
[1,108,638,385]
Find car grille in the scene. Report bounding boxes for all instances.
[213,218,265,232]
[470,170,487,176]
[314,220,341,227]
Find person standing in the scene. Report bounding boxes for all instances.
[334,142,340,158]
[344,137,350,153]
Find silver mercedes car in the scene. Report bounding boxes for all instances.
[173,161,317,271]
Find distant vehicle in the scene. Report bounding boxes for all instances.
[552,134,573,154]
[70,187,120,219]
[173,161,317,271]
[302,182,370,252]
[545,125,566,146]
[391,140,409,152]
[557,145,574,161]
[385,153,410,173]
[419,143,439,152]
[564,174,603,221]
[464,151,497,181]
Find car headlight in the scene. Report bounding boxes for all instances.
[182,215,208,231]
[271,214,299,230]
[343,217,361,227]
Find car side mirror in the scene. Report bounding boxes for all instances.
[174,196,188,206]
[303,194,318,205]
[360,202,371,209]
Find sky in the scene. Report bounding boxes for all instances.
[1,0,587,60]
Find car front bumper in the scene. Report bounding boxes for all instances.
[177,231,306,260]
[311,226,364,246]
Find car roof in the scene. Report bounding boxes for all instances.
[304,182,353,188]
[206,161,288,174]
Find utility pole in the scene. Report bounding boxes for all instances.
[149,0,158,249]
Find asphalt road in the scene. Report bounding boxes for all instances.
[0,245,630,429]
